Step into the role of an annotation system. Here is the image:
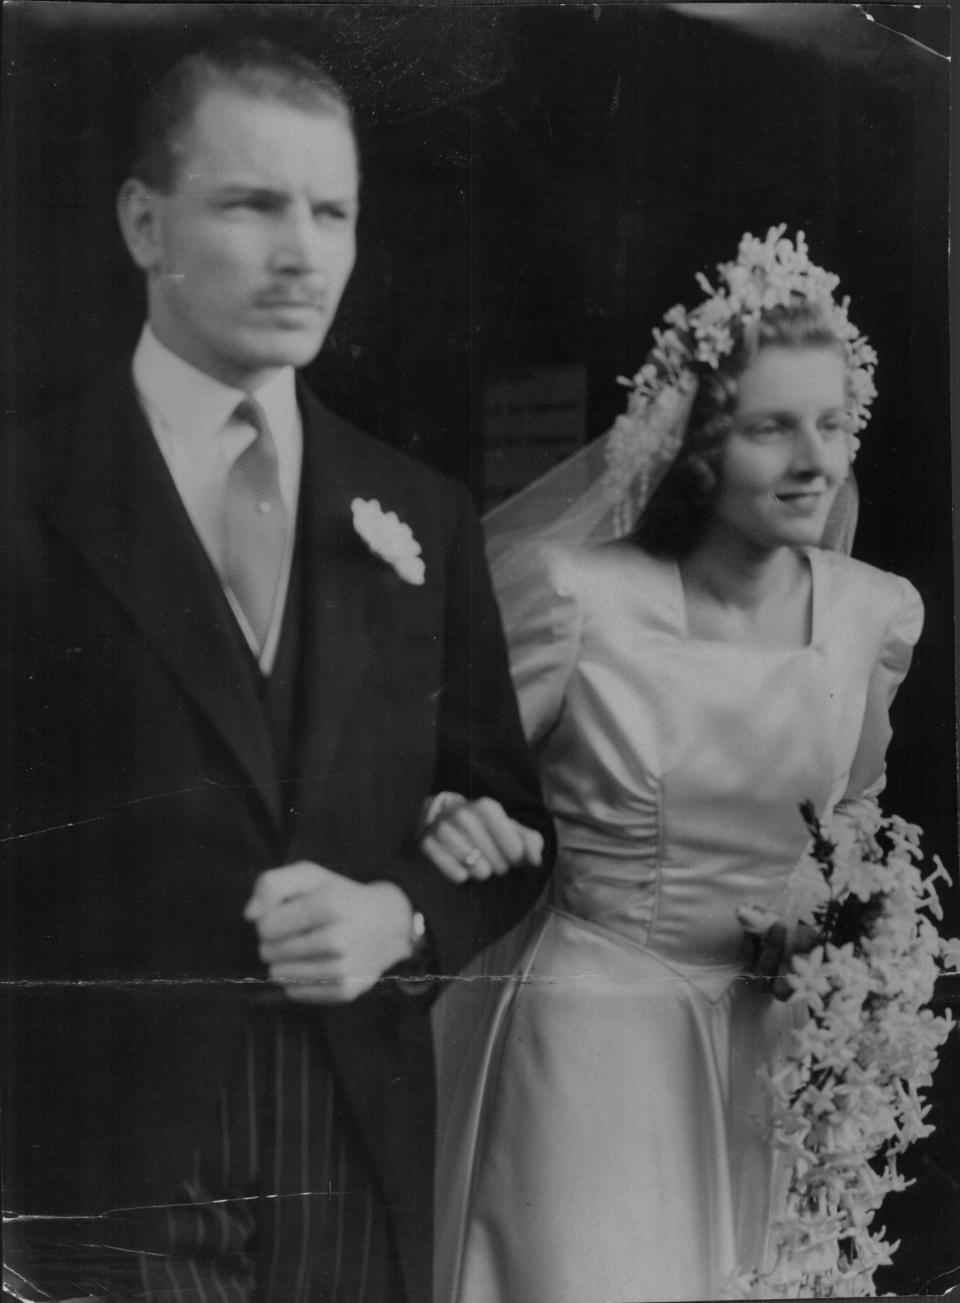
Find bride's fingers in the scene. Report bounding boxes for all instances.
[793,923,820,956]
[418,832,470,883]
[455,800,533,869]
[736,907,823,1000]
[771,923,821,1000]
[754,921,788,983]
[773,936,799,1000]
[516,824,545,866]
[422,800,543,880]
[429,806,508,874]
[736,904,780,937]
[422,819,497,880]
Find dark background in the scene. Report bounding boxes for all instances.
[3,2,956,1293]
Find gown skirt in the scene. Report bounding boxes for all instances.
[435,906,799,1303]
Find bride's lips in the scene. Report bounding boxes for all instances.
[774,490,825,514]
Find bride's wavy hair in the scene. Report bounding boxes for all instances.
[631,302,847,559]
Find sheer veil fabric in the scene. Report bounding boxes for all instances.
[484,410,859,598]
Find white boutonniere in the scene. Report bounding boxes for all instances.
[351,498,425,586]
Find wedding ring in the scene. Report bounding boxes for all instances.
[462,848,484,869]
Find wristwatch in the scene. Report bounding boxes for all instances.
[391,906,433,996]
[409,908,428,959]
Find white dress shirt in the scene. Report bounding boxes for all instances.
[132,325,302,674]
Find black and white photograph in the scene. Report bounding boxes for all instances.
[2,4,956,1301]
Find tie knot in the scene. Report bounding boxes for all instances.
[234,396,270,438]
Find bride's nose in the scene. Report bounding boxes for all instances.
[790,422,830,476]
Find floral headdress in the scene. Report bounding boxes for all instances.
[603,225,878,534]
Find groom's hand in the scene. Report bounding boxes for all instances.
[245,862,416,1003]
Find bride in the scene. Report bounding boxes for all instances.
[421,228,923,1302]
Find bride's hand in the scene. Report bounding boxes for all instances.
[736,905,820,1001]
[420,795,545,884]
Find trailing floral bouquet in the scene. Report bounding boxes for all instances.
[732,802,959,1299]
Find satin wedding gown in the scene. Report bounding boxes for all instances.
[434,540,921,1303]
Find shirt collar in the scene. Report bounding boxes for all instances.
[132,324,299,456]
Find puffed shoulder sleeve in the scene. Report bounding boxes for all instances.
[491,542,583,747]
[838,573,924,811]
[882,574,924,678]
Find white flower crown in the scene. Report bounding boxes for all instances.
[604,225,878,522]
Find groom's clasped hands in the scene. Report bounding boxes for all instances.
[245,863,419,1004]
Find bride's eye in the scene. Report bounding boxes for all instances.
[818,414,849,437]
[745,419,787,439]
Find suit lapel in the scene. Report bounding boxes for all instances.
[43,369,283,832]
[287,386,373,843]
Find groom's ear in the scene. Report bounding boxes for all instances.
[117,178,165,274]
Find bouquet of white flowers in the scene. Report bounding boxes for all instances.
[733,802,959,1298]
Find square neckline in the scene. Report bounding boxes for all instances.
[672,546,823,651]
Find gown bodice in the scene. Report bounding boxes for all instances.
[513,543,922,975]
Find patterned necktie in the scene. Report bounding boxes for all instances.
[222,397,289,653]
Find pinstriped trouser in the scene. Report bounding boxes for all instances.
[6,1008,405,1303]
[135,1006,406,1303]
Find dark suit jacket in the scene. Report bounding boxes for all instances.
[2,365,552,1300]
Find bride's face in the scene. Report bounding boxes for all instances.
[710,345,851,552]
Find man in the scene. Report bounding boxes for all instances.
[2,39,550,1302]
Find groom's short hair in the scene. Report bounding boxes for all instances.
[130,37,354,194]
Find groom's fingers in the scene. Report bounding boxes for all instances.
[269,962,375,1004]
[259,928,339,964]
[244,860,331,921]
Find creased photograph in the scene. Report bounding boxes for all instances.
[2,5,956,1301]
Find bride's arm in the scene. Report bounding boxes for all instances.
[497,541,583,746]
[740,572,924,997]
[420,542,581,882]
[831,572,923,839]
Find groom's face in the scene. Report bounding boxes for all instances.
[123,86,359,391]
